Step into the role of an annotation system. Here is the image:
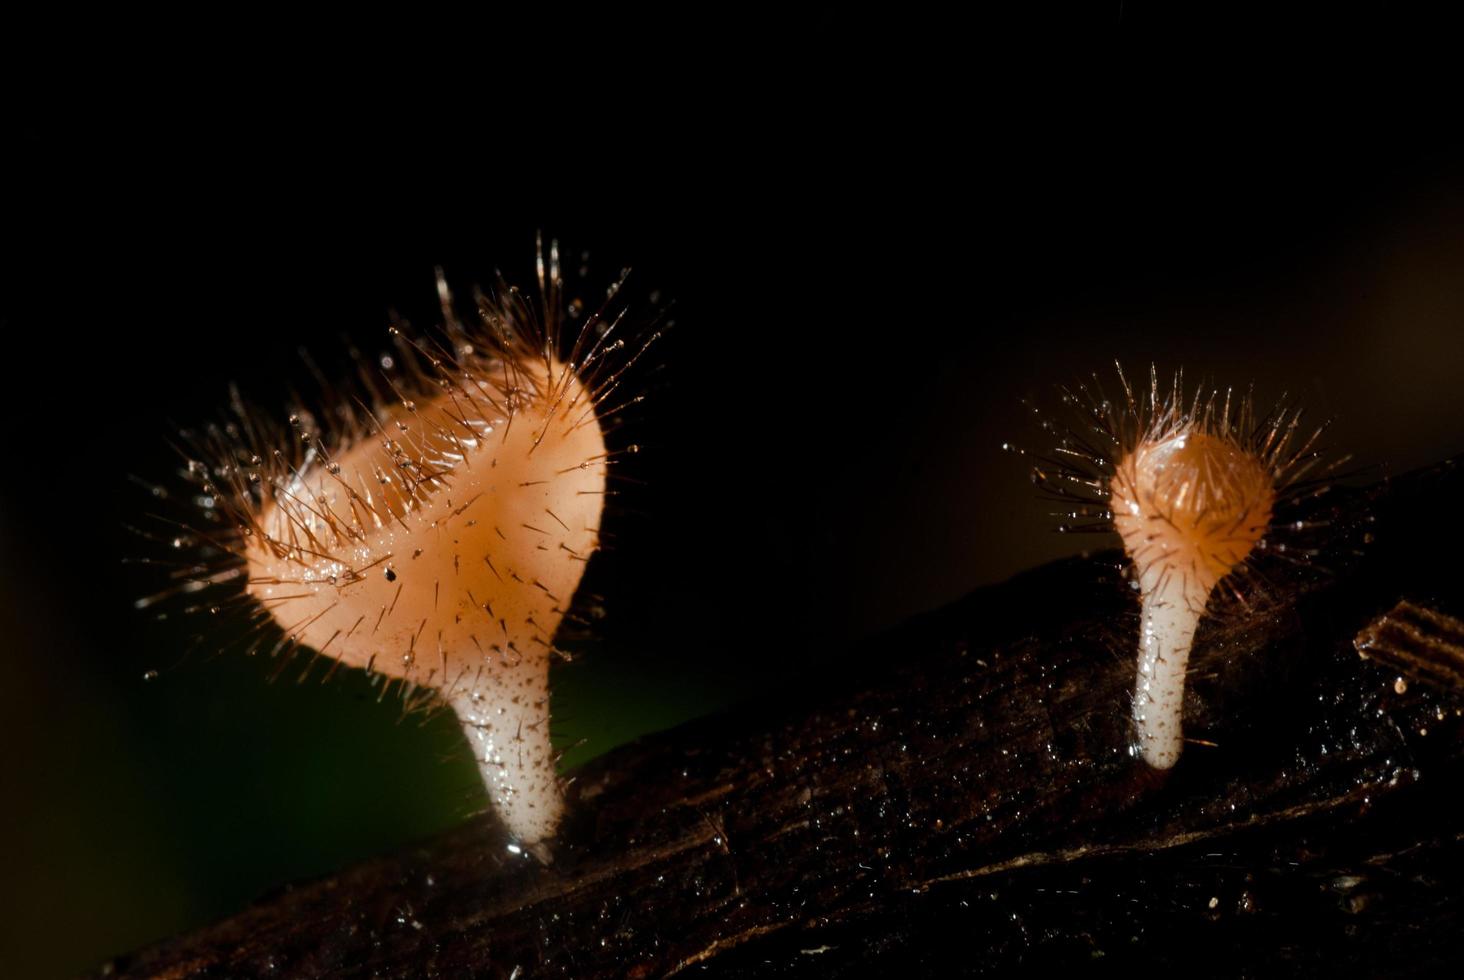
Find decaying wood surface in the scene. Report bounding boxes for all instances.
[98,458,1464,978]
[1355,600,1464,695]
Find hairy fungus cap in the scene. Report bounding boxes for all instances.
[1110,429,1275,602]
[244,357,605,689]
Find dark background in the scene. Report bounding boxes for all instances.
[5,10,1464,977]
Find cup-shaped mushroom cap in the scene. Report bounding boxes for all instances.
[1110,430,1274,600]
[243,357,606,690]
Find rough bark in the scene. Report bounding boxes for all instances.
[98,458,1464,979]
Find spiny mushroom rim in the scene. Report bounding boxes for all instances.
[1026,364,1350,769]
[136,244,662,850]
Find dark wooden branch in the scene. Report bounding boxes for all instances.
[99,459,1464,979]
[1356,600,1464,695]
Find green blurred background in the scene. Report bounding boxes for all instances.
[6,11,1464,977]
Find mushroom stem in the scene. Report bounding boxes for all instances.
[1132,573,1207,769]
[445,662,562,853]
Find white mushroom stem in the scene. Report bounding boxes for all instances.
[445,664,562,855]
[1132,573,1207,769]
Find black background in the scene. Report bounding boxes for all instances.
[5,9,1464,976]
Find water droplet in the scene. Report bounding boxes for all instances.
[142,669,160,682]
